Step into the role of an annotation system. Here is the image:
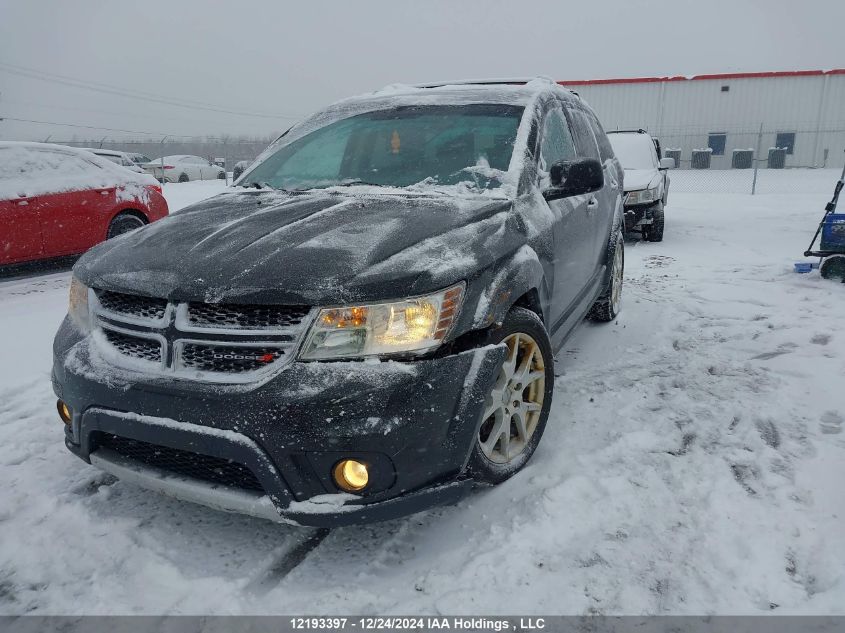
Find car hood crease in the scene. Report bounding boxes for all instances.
[74,190,515,305]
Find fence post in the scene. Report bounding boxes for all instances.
[751,123,763,195]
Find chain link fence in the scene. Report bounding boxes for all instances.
[49,125,845,195]
[655,125,845,195]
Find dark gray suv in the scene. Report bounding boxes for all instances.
[52,79,624,526]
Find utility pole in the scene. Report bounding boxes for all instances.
[751,123,763,195]
[159,135,169,184]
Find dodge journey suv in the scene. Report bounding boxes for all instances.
[52,79,624,527]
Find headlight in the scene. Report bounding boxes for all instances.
[68,276,90,331]
[625,187,659,205]
[300,283,465,360]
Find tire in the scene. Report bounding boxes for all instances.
[178,173,189,183]
[589,225,624,322]
[646,204,664,242]
[107,213,146,239]
[820,255,845,282]
[466,307,555,484]
[217,171,226,180]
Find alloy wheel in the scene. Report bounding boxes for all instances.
[610,239,624,314]
[478,332,546,464]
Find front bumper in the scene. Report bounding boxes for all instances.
[623,201,660,231]
[52,319,505,527]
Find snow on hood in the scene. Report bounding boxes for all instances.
[622,168,661,192]
[0,141,159,200]
[74,189,517,305]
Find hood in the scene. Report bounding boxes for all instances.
[622,168,660,193]
[75,189,517,305]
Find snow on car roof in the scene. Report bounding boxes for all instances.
[0,141,158,198]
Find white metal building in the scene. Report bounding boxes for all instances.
[560,69,845,169]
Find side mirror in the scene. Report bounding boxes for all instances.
[544,158,604,201]
[659,157,675,170]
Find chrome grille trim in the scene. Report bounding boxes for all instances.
[92,289,172,328]
[98,323,167,369]
[90,289,315,382]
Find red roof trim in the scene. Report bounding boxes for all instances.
[558,69,845,87]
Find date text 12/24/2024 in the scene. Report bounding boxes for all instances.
[290,617,547,631]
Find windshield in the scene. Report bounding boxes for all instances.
[608,133,657,170]
[242,104,523,191]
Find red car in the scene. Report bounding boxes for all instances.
[1,142,169,266]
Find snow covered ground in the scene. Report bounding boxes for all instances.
[1,174,843,615]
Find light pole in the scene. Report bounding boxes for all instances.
[159,135,169,184]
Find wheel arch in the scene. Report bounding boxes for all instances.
[467,246,548,333]
[110,208,149,225]
[104,208,148,240]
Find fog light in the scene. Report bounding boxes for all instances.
[333,459,369,492]
[57,400,72,425]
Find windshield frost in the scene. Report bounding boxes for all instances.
[607,133,657,170]
[242,104,523,191]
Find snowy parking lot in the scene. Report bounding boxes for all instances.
[1,175,843,615]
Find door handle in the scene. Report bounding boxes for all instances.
[100,191,110,196]
[587,197,598,210]
[16,200,30,206]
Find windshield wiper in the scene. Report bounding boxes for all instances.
[331,180,392,188]
[241,181,283,191]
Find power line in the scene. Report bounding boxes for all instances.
[0,61,302,120]
[0,115,235,139]
[0,97,267,128]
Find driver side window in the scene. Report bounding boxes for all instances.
[539,108,577,187]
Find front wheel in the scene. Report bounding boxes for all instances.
[466,307,554,484]
[589,227,624,322]
[820,255,845,281]
[646,204,664,242]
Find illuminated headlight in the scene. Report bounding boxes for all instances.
[300,283,465,360]
[68,276,90,331]
[625,187,659,205]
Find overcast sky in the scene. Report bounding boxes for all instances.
[1,0,843,141]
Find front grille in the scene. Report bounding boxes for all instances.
[186,303,310,329]
[92,289,310,379]
[102,329,161,363]
[180,344,284,373]
[97,434,264,492]
[97,290,167,321]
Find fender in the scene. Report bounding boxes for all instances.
[467,245,548,331]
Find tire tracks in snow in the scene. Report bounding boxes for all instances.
[245,528,331,595]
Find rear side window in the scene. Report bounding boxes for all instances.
[538,108,577,179]
[586,114,615,163]
[565,109,601,161]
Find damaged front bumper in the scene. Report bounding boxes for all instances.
[52,319,505,527]
[623,201,660,232]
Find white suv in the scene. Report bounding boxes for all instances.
[607,130,674,242]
